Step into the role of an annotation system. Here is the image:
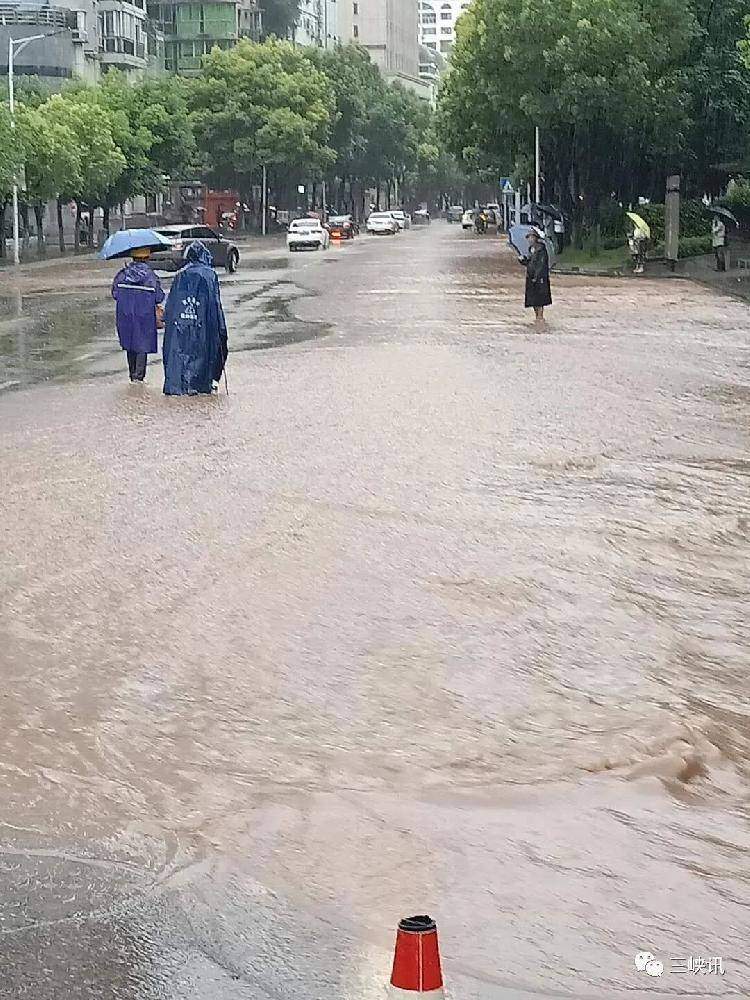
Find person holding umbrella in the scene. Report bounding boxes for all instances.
[103,230,170,383]
[520,226,552,327]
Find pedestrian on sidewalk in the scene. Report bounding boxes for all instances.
[111,247,165,383]
[712,216,727,272]
[163,241,228,396]
[522,227,552,328]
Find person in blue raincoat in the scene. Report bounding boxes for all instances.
[163,241,228,395]
[111,247,165,382]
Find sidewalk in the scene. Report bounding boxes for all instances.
[0,233,287,296]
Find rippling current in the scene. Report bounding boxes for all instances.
[1,228,748,998]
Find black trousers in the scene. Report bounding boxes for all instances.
[127,351,147,381]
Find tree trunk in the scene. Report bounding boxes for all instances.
[0,201,6,258]
[57,198,66,253]
[20,203,30,250]
[34,203,46,253]
[74,201,81,251]
[375,178,381,209]
[103,206,111,237]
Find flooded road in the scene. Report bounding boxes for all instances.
[1,225,749,998]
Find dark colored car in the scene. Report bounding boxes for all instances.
[326,215,356,240]
[150,224,240,273]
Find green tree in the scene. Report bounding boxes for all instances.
[41,93,125,249]
[439,0,697,238]
[17,104,81,252]
[190,39,335,212]
[0,105,24,258]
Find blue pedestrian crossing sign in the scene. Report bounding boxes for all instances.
[500,177,514,193]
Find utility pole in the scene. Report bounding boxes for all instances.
[534,126,541,204]
[261,165,267,236]
[8,33,53,265]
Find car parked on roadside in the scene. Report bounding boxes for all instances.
[287,217,330,251]
[366,212,399,235]
[447,205,464,223]
[389,210,411,230]
[151,224,240,272]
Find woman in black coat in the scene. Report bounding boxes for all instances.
[523,228,552,326]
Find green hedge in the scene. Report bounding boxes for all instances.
[652,235,712,258]
[636,200,710,243]
[679,235,712,257]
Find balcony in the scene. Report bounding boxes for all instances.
[0,4,76,28]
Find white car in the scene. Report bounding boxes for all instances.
[287,218,330,251]
[461,209,475,229]
[389,210,411,230]
[367,212,399,235]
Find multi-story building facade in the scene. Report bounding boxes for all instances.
[294,0,338,47]
[147,0,237,73]
[98,0,150,76]
[0,0,162,86]
[418,0,470,58]
[342,0,428,97]
[417,41,445,103]
[0,0,100,86]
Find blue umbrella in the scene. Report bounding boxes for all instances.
[508,224,536,256]
[509,224,556,263]
[99,227,173,260]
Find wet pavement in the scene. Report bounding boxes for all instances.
[1,224,749,998]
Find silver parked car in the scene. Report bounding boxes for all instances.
[150,224,240,273]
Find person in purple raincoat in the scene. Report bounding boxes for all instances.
[111,247,165,382]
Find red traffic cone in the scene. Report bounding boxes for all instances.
[390,915,445,996]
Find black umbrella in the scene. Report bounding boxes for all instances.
[706,205,739,225]
[533,202,564,221]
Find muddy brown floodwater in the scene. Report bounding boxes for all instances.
[0,225,749,999]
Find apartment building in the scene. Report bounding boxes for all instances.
[0,0,100,85]
[418,0,470,57]
[294,0,339,47]
[343,0,428,97]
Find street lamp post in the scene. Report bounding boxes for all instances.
[8,33,48,265]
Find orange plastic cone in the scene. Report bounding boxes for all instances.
[390,915,445,996]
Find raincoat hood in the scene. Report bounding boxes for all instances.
[118,261,156,285]
[185,241,214,266]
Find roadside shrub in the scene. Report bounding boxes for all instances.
[598,199,626,237]
[679,235,712,257]
[637,203,665,242]
[680,200,711,238]
[633,200,709,244]
[601,236,627,250]
[723,179,750,207]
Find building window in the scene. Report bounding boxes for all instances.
[425,40,436,48]
[440,39,452,51]
[353,22,358,36]
[422,25,435,34]
[145,193,157,213]
[422,11,435,22]
[440,10,451,17]
[441,25,452,33]
[352,1,358,12]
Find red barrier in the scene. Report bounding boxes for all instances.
[390,915,445,995]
